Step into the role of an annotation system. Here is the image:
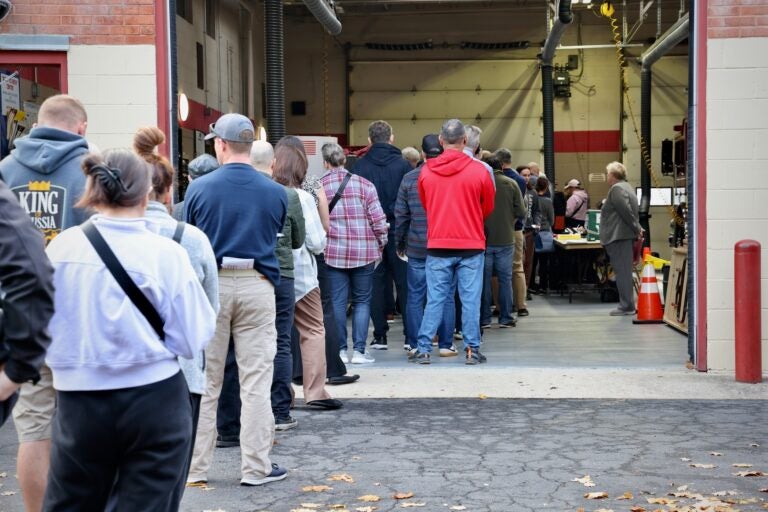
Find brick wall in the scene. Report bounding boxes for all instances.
[709,0,768,39]
[0,0,156,45]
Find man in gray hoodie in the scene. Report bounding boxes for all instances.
[0,94,89,512]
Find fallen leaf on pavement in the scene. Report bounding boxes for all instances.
[0,473,6,478]
[399,503,425,508]
[677,485,688,491]
[680,458,691,462]
[572,475,596,487]
[732,463,753,468]
[328,505,348,510]
[302,485,333,492]
[710,452,723,456]
[733,470,765,477]
[689,463,716,469]
[584,491,608,499]
[593,509,614,512]
[450,506,467,511]
[760,488,768,492]
[478,394,488,400]
[358,495,381,502]
[629,507,646,512]
[393,492,414,500]
[356,507,377,512]
[0,491,15,496]
[751,443,760,447]
[291,509,320,512]
[712,490,739,497]
[616,491,633,500]
[328,474,355,483]
[186,482,215,491]
[647,497,674,505]
[299,504,322,509]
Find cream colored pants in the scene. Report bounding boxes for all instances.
[189,270,277,481]
[513,230,527,310]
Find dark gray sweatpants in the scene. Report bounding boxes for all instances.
[605,239,636,312]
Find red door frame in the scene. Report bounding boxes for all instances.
[0,51,68,93]
[694,0,708,371]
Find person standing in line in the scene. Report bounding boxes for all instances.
[480,154,526,329]
[322,143,387,365]
[0,181,54,489]
[274,136,358,386]
[0,94,89,512]
[43,149,216,510]
[272,144,342,410]
[185,114,289,487]
[600,161,643,316]
[401,146,421,169]
[134,127,220,500]
[531,176,555,294]
[395,134,457,357]
[410,119,495,365]
[255,139,306,432]
[172,154,219,221]
[519,166,539,314]
[496,150,528,317]
[464,125,495,187]
[352,120,410,351]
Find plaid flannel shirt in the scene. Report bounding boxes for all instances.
[321,167,387,269]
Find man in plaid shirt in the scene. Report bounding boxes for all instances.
[320,143,388,365]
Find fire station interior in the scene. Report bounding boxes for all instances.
[172,0,693,368]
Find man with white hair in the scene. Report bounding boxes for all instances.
[464,125,495,186]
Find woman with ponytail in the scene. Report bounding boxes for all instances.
[134,126,219,499]
[43,147,216,511]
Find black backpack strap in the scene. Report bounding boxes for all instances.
[81,221,165,341]
[328,172,352,213]
[172,221,186,244]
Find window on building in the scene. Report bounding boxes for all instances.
[177,0,193,23]
[196,43,204,90]
[205,0,216,39]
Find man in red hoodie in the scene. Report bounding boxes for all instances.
[411,119,496,365]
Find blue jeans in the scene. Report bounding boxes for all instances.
[327,262,374,354]
[270,277,295,419]
[417,253,484,353]
[481,245,514,325]
[371,235,408,340]
[406,257,455,349]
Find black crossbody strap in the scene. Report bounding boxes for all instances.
[81,221,165,341]
[172,221,186,244]
[328,172,352,213]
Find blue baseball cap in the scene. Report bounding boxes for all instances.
[204,113,255,143]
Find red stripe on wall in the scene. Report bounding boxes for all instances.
[554,130,621,153]
[178,98,223,135]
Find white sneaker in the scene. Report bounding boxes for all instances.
[339,349,349,363]
[350,350,375,364]
[439,345,458,357]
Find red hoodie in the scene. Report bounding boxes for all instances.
[418,149,495,250]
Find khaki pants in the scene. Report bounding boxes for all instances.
[189,270,277,481]
[294,288,331,403]
[512,230,527,310]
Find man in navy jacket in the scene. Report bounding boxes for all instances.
[352,120,411,350]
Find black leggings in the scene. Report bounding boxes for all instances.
[44,371,192,512]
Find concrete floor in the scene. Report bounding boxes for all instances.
[366,292,689,369]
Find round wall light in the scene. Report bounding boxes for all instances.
[178,93,190,122]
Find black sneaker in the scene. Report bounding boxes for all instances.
[275,416,298,431]
[465,347,487,365]
[499,319,517,328]
[517,308,529,317]
[216,434,240,448]
[370,337,388,350]
[407,351,431,364]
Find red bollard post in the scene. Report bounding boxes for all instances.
[734,240,762,383]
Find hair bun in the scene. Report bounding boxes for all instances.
[133,126,165,160]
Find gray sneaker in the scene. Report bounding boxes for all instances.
[275,416,298,431]
[609,308,635,316]
[408,351,431,364]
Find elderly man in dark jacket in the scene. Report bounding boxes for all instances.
[352,120,411,351]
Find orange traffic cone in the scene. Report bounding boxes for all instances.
[633,259,664,324]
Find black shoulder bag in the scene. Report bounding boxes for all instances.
[81,221,165,341]
[328,172,352,213]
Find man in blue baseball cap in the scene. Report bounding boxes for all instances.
[185,113,289,487]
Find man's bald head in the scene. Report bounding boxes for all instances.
[37,94,88,135]
[250,140,275,172]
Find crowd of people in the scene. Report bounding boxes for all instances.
[0,93,642,510]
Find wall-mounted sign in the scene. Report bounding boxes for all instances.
[1,73,20,115]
